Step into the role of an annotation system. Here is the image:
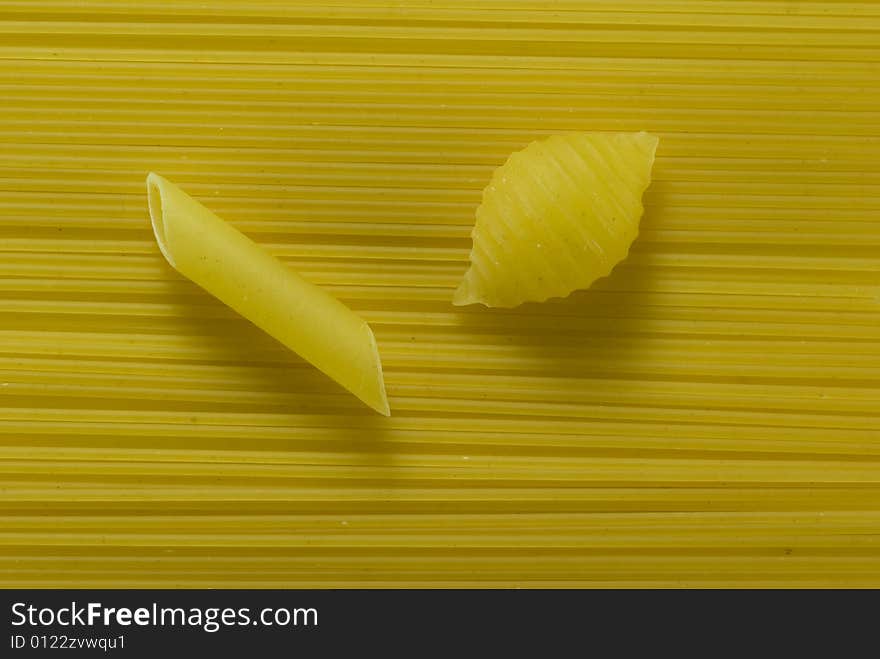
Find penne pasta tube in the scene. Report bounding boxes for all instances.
[146,172,390,416]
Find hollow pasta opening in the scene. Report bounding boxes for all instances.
[146,173,174,267]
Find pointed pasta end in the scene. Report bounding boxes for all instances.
[362,324,391,416]
[373,394,391,417]
[452,272,479,306]
[369,371,391,416]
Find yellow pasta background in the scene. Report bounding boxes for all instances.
[0,0,879,587]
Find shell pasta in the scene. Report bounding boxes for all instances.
[454,132,658,307]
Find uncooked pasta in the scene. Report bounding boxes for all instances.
[146,173,389,415]
[454,132,658,307]
[0,0,878,588]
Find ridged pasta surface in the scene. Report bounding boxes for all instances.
[0,1,878,588]
[455,132,658,307]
